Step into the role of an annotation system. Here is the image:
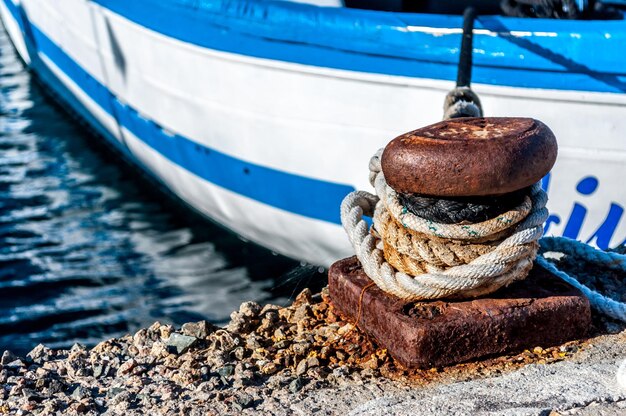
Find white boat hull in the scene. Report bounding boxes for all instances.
[2,0,625,266]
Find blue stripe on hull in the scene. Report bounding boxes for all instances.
[90,0,626,94]
[4,0,353,225]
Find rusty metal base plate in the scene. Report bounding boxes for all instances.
[328,256,591,369]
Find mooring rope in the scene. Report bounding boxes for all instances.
[341,149,626,322]
[341,149,547,301]
[443,7,483,120]
[398,188,528,224]
[537,237,626,322]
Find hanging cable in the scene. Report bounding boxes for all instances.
[443,7,483,120]
[457,7,477,88]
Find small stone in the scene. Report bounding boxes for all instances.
[166,333,198,355]
[10,383,23,396]
[150,341,169,359]
[227,314,249,334]
[293,288,313,307]
[92,340,112,354]
[1,350,17,365]
[236,393,254,409]
[218,365,235,379]
[561,344,579,354]
[5,359,25,370]
[292,342,310,356]
[246,334,262,350]
[211,330,239,353]
[360,356,379,370]
[239,301,262,318]
[337,324,353,336]
[200,366,211,380]
[159,325,174,340]
[278,307,293,321]
[110,391,134,407]
[233,366,253,388]
[274,328,287,341]
[274,340,290,349]
[182,321,216,339]
[232,346,246,361]
[227,302,262,334]
[261,362,278,375]
[289,377,303,393]
[26,344,49,364]
[70,343,86,353]
[295,360,308,376]
[43,361,58,372]
[117,359,136,376]
[260,310,279,325]
[260,304,280,315]
[308,366,329,380]
[22,388,44,403]
[148,321,162,333]
[47,379,64,394]
[93,364,104,378]
[361,368,376,378]
[71,385,90,401]
[306,357,320,368]
[106,387,125,398]
[132,329,149,347]
[103,362,112,378]
[74,402,89,413]
[332,366,349,377]
[293,304,312,322]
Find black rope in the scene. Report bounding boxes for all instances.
[501,0,584,18]
[457,7,477,88]
[501,0,622,19]
[444,7,483,119]
[398,188,531,224]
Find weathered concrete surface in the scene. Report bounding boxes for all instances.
[286,331,626,416]
[329,257,591,369]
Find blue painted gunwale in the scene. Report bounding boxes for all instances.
[91,0,626,93]
[2,0,354,225]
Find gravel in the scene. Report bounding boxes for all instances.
[0,287,624,415]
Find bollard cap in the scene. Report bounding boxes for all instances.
[381,117,557,197]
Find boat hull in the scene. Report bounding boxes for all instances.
[2,0,625,266]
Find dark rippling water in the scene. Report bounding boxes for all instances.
[0,26,324,355]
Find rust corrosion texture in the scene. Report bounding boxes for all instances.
[381,117,558,197]
[328,257,591,369]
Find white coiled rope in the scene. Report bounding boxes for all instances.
[342,149,547,301]
[341,149,626,322]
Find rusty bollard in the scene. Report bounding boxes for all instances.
[329,117,591,369]
[381,117,557,197]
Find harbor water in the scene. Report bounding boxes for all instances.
[0,26,323,355]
